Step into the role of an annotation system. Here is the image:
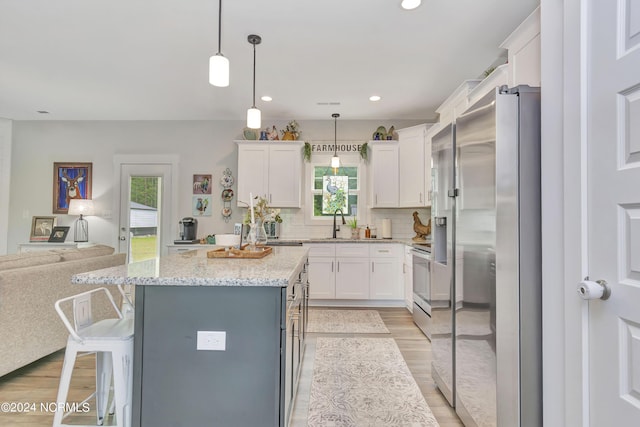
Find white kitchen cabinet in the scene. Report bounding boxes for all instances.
[500,6,540,88]
[369,244,402,300]
[398,124,432,208]
[304,243,402,302]
[335,257,370,299]
[307,256,336,299]
[236,141,303,208]
[306,244,336,299]
[335,244,369,299]
[368,141,399,208]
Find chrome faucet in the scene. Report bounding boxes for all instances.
[333,209,346,238]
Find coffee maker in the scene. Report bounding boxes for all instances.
[179,217,198,242]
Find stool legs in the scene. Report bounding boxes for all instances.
[52,342,78,427]
[95,351,112,425]
[111,341,134,427]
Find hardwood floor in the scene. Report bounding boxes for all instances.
[0,307,462,426]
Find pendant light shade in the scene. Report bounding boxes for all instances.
[247,34,262,129]
[209,0,229,87]
[209,54,229,87]
[247,107,261,129]
[331,113,340,171]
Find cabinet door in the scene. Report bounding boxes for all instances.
[237,144,269,206]
[398,126,426,207]
[307,257,336,299]
[335,257,370,299]
[369,143,399,208]
[268,145,302,207]
[370,258,402,299]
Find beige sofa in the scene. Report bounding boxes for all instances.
[0,245,126,377]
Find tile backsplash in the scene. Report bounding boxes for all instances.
[276,207,431,240]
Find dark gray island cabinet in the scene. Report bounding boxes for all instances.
[72,246,309,427]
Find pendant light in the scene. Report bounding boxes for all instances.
[331,113,340,171]
[209,0,229,87]
[247,34,262,129]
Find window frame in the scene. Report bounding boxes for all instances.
[304,153,364,225]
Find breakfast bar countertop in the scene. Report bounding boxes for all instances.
[71,246,309,288]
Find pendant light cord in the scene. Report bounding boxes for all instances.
[252,41,256,108]
[332,113,340,156]
[217,0,222,53]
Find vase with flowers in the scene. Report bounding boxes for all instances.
[347,217,360,239]
[244,196,283,243]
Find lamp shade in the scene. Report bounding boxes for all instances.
[209,54,229,87]
[247,107,261,129]
[68,199,95,216]
[331,155,340,169]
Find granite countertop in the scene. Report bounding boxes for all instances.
[71,246,309,288]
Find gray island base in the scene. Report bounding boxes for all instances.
[72,246,310,427]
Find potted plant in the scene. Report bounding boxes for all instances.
[347,217,360,239]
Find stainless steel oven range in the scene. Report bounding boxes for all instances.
[411,244,432,339]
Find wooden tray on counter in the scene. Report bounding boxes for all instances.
[207,245,272,259]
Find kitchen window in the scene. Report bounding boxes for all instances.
[306,154,361,221]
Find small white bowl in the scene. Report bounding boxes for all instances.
[215,234,241,247]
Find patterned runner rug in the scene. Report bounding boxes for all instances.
[307,337,440,426]
[307,310,390,334]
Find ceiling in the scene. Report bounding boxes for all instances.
[0,0,539,122]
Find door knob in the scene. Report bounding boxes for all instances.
[577,278,610,300]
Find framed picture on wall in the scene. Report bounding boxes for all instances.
[53,162,92,214]
[193,174,212,194]
[48,226,70,243]
[192,195,212,216]
[30,216,57,241]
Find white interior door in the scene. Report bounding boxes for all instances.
[118,163,174,262]
[587,1,640,424]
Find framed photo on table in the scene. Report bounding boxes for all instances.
[48,226,70,243]
[53,162,92,214]
[30,216,57,241]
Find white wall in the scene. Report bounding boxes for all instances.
[0,118,12,255]
[8,119,423,253]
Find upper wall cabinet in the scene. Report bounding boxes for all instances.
[368,141,399,208]
[500,6,540,88]
[236,141,303,208]
[398,124,433,208]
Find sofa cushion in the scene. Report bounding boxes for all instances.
[54,245,115,261]
[0,252,62,271]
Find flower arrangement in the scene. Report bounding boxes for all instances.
[281,120,301,140]
[244,196,282,224]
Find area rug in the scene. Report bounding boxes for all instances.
[307,337,440,426]
[307,310,390,334]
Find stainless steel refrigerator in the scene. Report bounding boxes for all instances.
[430,85,542,427]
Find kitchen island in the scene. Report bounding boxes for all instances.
[72,246,309,427]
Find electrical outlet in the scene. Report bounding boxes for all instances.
[197,331,226,351]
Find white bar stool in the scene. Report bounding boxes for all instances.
[53,287,134,427]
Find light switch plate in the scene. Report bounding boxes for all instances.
[197,331,226,351]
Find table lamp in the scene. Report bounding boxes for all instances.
[68,199,95,242]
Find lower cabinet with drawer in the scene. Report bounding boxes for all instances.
[304,243,402,303]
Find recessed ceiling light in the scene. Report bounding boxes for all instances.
[369,95,381,102]
[261,95,272,102]
[401,0,421,10]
